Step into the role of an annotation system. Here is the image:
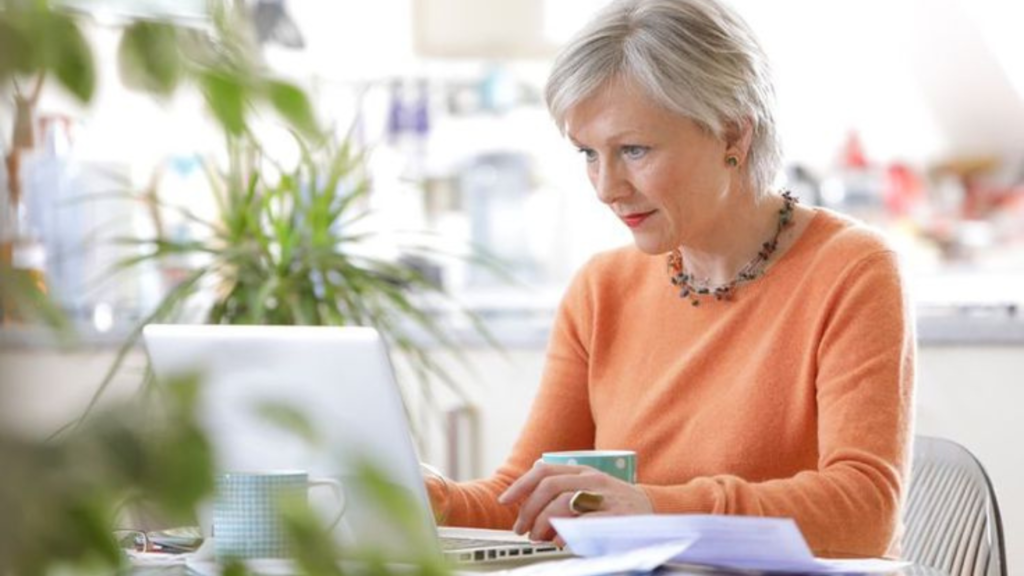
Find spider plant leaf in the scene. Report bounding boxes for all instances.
[390,333,472,412]
[246,275,280,320]
[0,263,72,335]
[331,180,372,223]
[285,292,312,325]
[376,288,459,352]
[49,268,208,441]
[333,212,374,238]
[104,239,201,275]
[199,158,230,218]
[319,151,357,207]
[129,188,219,231]
[320,273,363,325]
[316,232,375,253]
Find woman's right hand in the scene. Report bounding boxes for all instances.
[497,460,652,544]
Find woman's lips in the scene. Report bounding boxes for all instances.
[621,210,656,228]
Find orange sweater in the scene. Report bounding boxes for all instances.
[433,209,915,558]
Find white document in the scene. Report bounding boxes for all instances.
[551,514,910,574]
[502,540,696,576]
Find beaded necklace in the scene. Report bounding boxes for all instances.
[667,191,797,306]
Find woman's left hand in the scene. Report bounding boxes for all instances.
[497,460,653,544]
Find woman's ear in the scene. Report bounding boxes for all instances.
[724,117,754,165]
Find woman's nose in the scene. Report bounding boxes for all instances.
[593,160,630,204]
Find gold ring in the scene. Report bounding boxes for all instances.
[568,490,604,516]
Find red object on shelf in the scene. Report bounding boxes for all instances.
[841,131,869,169]
[884,163,924,217]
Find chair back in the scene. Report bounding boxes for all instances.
[903,435,1007,576]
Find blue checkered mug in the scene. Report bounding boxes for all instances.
[213,471,344,560]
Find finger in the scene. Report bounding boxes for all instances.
[497,460,544,506]
[498,462,592,505]
[514,473,605,536]
[528,490,575,542]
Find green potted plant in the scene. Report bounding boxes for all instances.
[2,0,497,443]
[100,26,496,446]
[97,125,492,437]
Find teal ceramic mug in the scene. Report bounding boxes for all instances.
[213,471,345,560]
[542,450,637,484]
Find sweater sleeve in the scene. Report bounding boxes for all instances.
[431,264,599,528]
[641,250,915,558]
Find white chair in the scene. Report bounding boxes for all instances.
[902,435,1006,576]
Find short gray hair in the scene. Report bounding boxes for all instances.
[545,0,782,197]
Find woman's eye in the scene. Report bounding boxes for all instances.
[577,148,598,163]
[622,145,648,160]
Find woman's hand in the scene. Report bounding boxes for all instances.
[497,460,653,544]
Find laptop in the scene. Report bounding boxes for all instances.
[142,324,564,564]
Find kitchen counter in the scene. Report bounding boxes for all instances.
[9,308,1020,350]
[3,282,1024,350]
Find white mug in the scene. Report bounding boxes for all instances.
[213,470,345,560]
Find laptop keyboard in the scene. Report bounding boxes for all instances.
[440,536,562,563]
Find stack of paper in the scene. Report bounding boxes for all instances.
[530,515,910,575]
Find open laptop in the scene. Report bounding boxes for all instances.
[142,324,563,564]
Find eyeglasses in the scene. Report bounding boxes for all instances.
[113,529,152,553]
[113,527,203,554]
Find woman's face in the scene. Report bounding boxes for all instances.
[565,80,738,255]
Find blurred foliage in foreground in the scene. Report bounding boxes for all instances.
[0,370,452,575]
[0,375,214,574]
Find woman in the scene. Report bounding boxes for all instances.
[428,0,914,559]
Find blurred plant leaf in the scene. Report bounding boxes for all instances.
[0,3,94,103]
[0,18,36,81]
[279,503,347,576]
[64,499,122,566]
[276,460,451,576]
[0,373,214,575]
[0,262,73,336]
[118,20,183,96]
[149,424,215,520]
[354,461,436,548]
[264,79,319,138]
[200,68,248,135]
[222,559,249,576]
[256,401,322,447]
[43,11,95,103]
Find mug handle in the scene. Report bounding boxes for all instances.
[308,477,346,530]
